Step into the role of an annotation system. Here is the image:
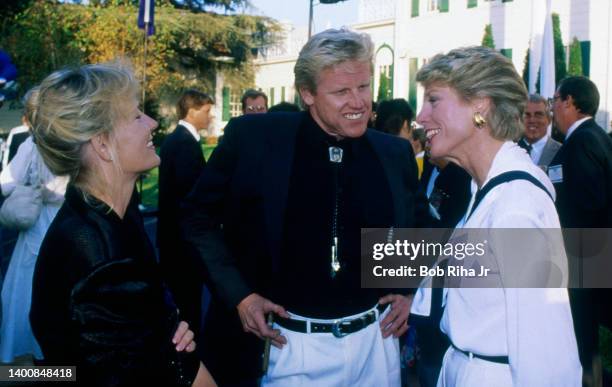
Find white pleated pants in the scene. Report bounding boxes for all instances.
[261,305,401,387]
[437,346,512,387]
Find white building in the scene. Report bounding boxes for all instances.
[216,0,612,131]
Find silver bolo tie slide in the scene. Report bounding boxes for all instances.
[329,146,343,277]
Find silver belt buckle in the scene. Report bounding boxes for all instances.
[331,319,352,338]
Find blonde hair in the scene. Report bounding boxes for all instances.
[294,28,374,99]
[29,62,139,189]
[416,46,527,141]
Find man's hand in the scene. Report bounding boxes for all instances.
[378,293,414,338]
[237,293,290,348]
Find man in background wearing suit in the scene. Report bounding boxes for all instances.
[158,90,214,338]
[517,93,561,170]
[550,76,612,387]
[182,28,426,386]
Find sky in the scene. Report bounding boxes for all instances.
[245,0,358,33]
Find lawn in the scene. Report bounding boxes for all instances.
[138,143,217,209]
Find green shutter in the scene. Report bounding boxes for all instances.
[409,58,418,112]
[411,0,419,17]
[281,86,286,102]
[222,87,230,121]
[502,0,513,2]
[269,87,275,105]
[500,48,513,60]
[467,0,477,8]
[389,64,394,98]
[580,40,591,77]
[439,0,449,12]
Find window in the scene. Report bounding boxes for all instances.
[269,87,275,105]
[281,86,286,102]
[222,87,242,120]
[411,0,419,17]
[428,0,448,13]
[230,90,242,118]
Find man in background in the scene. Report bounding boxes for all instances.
[550,76,612,387]
[517,93,561,169]
[158,90,214,338]
[241,89,268,115]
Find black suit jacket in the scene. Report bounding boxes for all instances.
[182,112,425,309]
[549,118,612,372]
[550,118,612,228]
[157,125,206,252]
[419,159,471,229]
[181,112,426,381]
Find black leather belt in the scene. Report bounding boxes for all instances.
[275,304,386,338]
[451,343,509,364]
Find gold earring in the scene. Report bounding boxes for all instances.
[473,112,486,128]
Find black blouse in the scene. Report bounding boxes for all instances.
[30,185,199,387]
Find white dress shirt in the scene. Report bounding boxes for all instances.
[528,134,548,164]
[178,120,201,142]
[565,116,591,140]
[439,142,581,386]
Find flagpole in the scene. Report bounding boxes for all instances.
[142,22,148,109]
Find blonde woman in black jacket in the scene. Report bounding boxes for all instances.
[28,63,216,387]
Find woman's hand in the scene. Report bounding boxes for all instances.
[172,321,196,352]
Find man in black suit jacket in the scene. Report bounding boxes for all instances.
[182,29,427,386]
[550,76,612,387]
[158,90,214,338]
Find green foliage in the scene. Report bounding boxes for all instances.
[0,0,278,134]
[522,48,542,93]
[568,37,583,76]
[552,13,566,84]
[522,48,530,88]
[481,24,495,49]
[377,72,391,102]
[169,0,247,12]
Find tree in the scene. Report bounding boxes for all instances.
[568,37,583,76]
[552,13,566,84]
[481,24,495,49]
[522,48,530,88]
[0,0,278,133]
[169,0,247,12]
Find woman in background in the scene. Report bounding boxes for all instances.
[0,90,68,363]
[28,63,215,386]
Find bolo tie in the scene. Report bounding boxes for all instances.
[328,145,343,278]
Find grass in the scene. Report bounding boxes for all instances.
[138,143,217,209]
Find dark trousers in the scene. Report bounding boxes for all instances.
[416,324,450,387]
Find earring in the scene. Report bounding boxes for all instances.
[473,112,486,128]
